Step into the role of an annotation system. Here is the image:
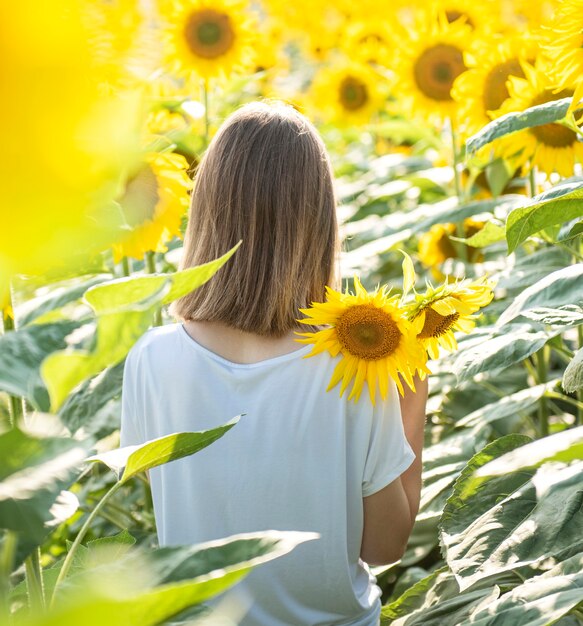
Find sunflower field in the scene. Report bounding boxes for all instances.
[2,0,583,624]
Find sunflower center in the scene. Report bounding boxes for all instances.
[183,9,235,59]
[418,307,460,339]
[413,44,467,101]
[336,304,401,360]
[339,76,369,111]
[445,10,475,28]
[119,164,159,226]
[482,59,524,112]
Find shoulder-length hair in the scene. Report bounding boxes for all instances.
[169,100,340,337]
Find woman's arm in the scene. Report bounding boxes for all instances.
[360,375,428,565]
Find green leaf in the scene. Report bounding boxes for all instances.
[450,221,506,248]
[484,157,514,198]
[455,381,559,429]
[563,347,583,393]
[497,264,583,327]
[466,97,572,154]
[518,305,583,327]
[453,324,558,382]
[464,553,583,626]
[88,417,240,483]
[0,320,85,411]
[40,531,317,626]
[474,426,583,478]
[380,566,507,626]
[17,275,112,327]
[496,247,571,291]
[0,427,88,542]
[41,244,240,411]
[506,182,583,252]
[440,437,583,591]
[58,362,124,435]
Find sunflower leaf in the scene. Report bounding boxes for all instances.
[466,97,572,154]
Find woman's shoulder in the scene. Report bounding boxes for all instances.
[126,323,181,363]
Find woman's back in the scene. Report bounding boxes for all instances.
[120,321,416,625]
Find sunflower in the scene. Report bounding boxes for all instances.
[341,21,395,67]
[160,0,256,81]
[392,10,472,123]
[543,0,583,110]
[296,277,429,405]
[435,0,500,33]
[418,218,485,270]
[452,35,539,137]
[406,277,494,359]
[308,61,385,126]
[498,61,583,178]
[111,151,192,263]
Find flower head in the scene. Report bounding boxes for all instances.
[296,277,429,405]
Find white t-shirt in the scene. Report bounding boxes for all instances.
[120,322,416,626]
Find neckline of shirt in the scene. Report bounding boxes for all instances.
[178,323,314,369]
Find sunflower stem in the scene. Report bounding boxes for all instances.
[448,118,468,263]
[121,256,131,277]
[49,480,123,609]
[528,164,537,197]
[535,345,550,437]
[577,325,583,427]
[2,288,25,429]
[25,547,45,614]
[145,251,163,326]
[0,530,18,623]
[202,78,210,149]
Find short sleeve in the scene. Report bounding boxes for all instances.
[119,348,144,448]
[362,380,416,497]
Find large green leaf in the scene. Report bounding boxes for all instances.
[0,320,85,411]
[17,274,112,327]
[496,247,572,291]
[506,182,583,252]
[0,427,87,542]
[455,381,559,429]
[474,426,583,478]
[88,417,240,483]
[381,566,518,626]
[401,424,491,566]
[21,531,316,626]
[518,305,583,327]
[440,436,583,591]
[466,97,572,153]
[41,245,239,411]
[452,324,558,382]
[58,362,124,435]
[497,264,583,327]
[462,553,583,626]
[563,347,583,393]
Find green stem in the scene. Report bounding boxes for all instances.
[528,165,537,198]
[49,481,123,609]
[2,295,24,428]
[577,325,583,427]
[535,345,550,437]
[121,256,131,277]
[546,391,583,413]
[0,531,18,622]
[203,78,210,149]
[25,547,45,613]
[144,251,162,327]
[449,118,468,263]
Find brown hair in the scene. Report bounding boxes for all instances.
[169,100,340,337]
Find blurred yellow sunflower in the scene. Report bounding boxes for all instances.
[341,21,395,67]
[296,277,429,405]
[418,218,485,270]
[543,0,583,110]
[499,61,583,178]
[392,10,472,123]
[112,152,192,263]
[407,277,494,359]
[308,62,385,126]
[452,35,538,137]
[436,0,500,32]
[160,0,256,81]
